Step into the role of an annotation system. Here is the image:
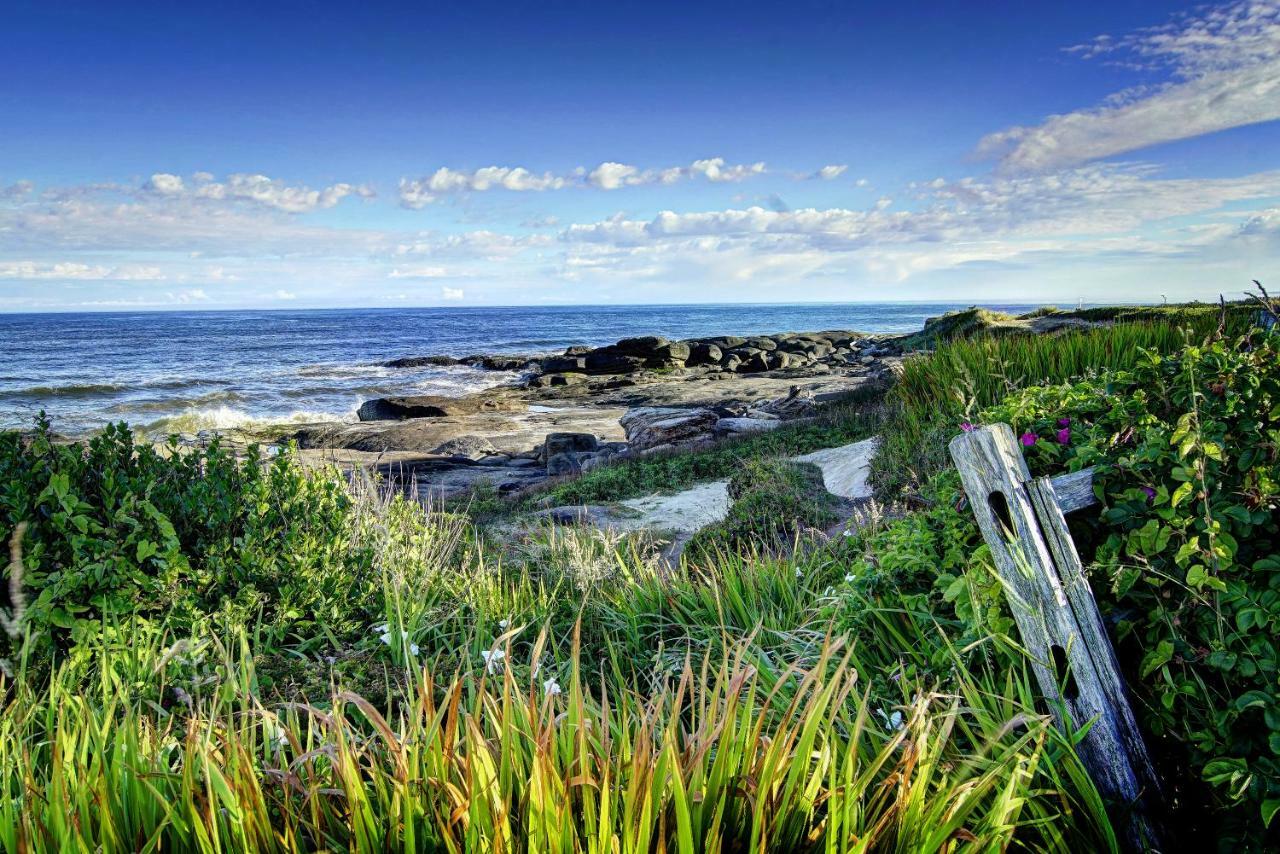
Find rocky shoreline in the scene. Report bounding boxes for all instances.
[276,329,903,501]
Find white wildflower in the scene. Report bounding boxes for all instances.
[543,677,562,697]
[845,573,855,583]
[409,643,420,656]
[481,649,506,674]
[498,619,510,631]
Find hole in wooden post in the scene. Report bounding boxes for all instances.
[988,490,1014,536]
[1051,644,1079,701]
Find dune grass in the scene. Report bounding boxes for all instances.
[0,426,1119,851]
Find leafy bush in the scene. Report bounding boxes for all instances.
[980,330,1280,842]
[875,314,1244,497]
[0,420,375,666]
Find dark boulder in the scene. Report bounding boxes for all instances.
[383,355,459,368]
[541,355,587,373]
[686,342,723,366]
[357,394,524,421]
[546,452,583,477]
[652,341,691,363]
[584,350,647,375]
[614,336,670,356]
[544,432,598,459]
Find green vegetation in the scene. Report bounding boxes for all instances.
[1,296,1276,849]
[873,309,1251,496]
[685,458,839,561]
[535,384,889,506]
[981,330,1280,841]
[0,422,1113,851]
[894,306,1023,350]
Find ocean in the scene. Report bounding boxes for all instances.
[1,302,1047,437]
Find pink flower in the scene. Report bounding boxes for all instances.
[1057,417,1071,428]
[1020,432,1038,447]
[1056,427,1071,444]
[960,421,975,432]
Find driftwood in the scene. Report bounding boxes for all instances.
[950,424,1163,852]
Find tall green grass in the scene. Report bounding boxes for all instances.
[0,621,1113,852]
[874,315,1240,495]
[0,452,1116,851]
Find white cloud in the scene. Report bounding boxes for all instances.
[0,261,165,281]
[1,180,34,199]
[814,164,849,180]
[557,164,1280,283]
[979,1,1280,171]
[145,171,374,213]
[273,289,296,300]
[441,286,464,300]
[587,161,643,190]
[389,265,450,279]
[399,157,770,206]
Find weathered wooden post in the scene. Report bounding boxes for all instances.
[949,423,1164,851]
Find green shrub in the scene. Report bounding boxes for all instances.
[686,459,839,562]
[979,329,1280,843]
[0,419,375,665]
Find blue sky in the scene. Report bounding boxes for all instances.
[2,0,1278,310]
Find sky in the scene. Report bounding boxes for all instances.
[1,0,1278,311]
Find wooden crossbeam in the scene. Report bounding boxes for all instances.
[950,424,1163,852]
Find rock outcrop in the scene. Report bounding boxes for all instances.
[620,407,719,451]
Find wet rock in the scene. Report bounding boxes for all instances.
[584,351,647,375]
[541,355,587,373]
[357,394,524,421]
[383,355,460,368]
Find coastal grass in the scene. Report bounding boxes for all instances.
[0,431,1117,851]
[871,310,1248,495]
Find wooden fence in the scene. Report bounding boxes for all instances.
[950,423,1164,851]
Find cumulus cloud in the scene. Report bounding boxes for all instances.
[978,0,1280,171]
[441,286,464,300]
[273,289,296,300]
[399,157,769,206]
[144,172,374,212]
[389,266,450,279]
[558,163,1280,283]
[813,164,849,180]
